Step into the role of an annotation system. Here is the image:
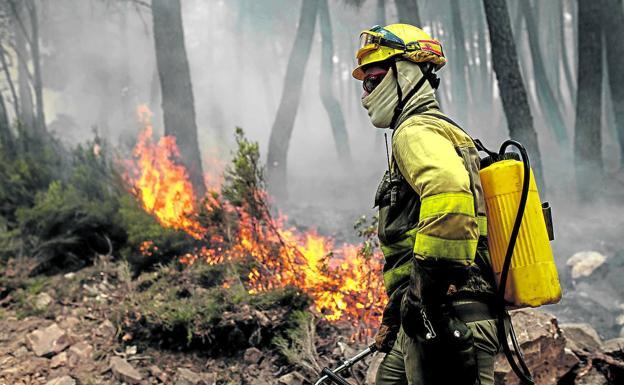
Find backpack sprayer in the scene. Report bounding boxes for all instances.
[478,139,561,385]
[312,137,561,385]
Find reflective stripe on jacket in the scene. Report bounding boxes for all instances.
[376,113,488,295]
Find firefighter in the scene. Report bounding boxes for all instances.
[353,24,500,385]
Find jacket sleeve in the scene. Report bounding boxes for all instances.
[392,120,479,265]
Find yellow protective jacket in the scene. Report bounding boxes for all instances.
[375,112,490,296]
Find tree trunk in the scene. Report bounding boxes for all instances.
[450,0,469,125]
[151,0,205,197]
[0,45,19,120]
[395,0,422,26]
[11,1,35,134]
[574,0,604,199]
[476,1,492,105]
[266,0,320,199]
[603,0,624,169]
[560,0,576,103]
[521,0,568,144]
[26,0,45,134]
[0,93,13,156]
[483,0,545,189]
[318,0,352,166]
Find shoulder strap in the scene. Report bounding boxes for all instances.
[420,112,495,156]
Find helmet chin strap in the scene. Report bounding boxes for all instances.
[389,61,440,130]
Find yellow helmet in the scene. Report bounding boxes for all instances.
[352,23,446,80]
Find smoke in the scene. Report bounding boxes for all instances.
[5,0,624,332]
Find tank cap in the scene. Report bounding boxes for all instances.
[479,152,521,169]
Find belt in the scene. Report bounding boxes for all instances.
[451,300,499,323]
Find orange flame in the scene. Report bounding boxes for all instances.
[128,105,204,238]
[126,105,386,330]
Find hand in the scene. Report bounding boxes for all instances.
[374,323,399,353]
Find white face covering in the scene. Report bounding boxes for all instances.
[361,67,400,128]
[361,61,438,129]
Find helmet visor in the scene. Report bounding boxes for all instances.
[357,31,382,61]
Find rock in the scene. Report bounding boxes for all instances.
[175,368,204,385]
[575,368,608,385]
[58,316,80,331]
[12,346,29,357]
[110,356,143,384]
[50,351,68,368]
[567,251,607,279]
[67,342,92,366]
[95,319,115,338]
[202,373,216,385]
[602,337,624,356]
[35,292,53,309]
[46,376,76,385]
[244,347,262,364]
[69,341,92,358]
[149,365,168,383]
[495,309,577,385]
[277,372,305,385]
[561,323,602,353]
[26,323,70,357]
[173,368,215,385]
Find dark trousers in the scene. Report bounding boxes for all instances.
[376,319,500,385]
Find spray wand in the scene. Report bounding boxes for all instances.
[313,343,377,385]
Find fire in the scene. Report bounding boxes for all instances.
[126,105,387,330]
[128,105,204,238]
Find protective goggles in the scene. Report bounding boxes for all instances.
[357,25,407,61]
[362,72,387,93]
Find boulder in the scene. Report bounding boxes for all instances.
[244,347,263,364]
[561,323,602,353]
[495,309,578,385]
[45,376,76,385]
[26,323,70,357]
[567,251,607,279]
[602,337,624,357]
[110,356,143,384]
[574,368,608,385]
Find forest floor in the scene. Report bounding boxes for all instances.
[2,254,624,385]
[0,257,375,385]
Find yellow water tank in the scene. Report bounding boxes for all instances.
[479,159,562,308]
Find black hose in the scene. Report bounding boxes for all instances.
[496,140,534,385]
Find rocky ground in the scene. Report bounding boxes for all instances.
[1,255,624,385]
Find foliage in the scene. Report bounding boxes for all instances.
[117,261,310,352]
[222,127,265,214]
[117,194,196,272]
[273,311,322,376]
[353,213,379,260]
[10,143,127,274]
[0,132,65,228]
